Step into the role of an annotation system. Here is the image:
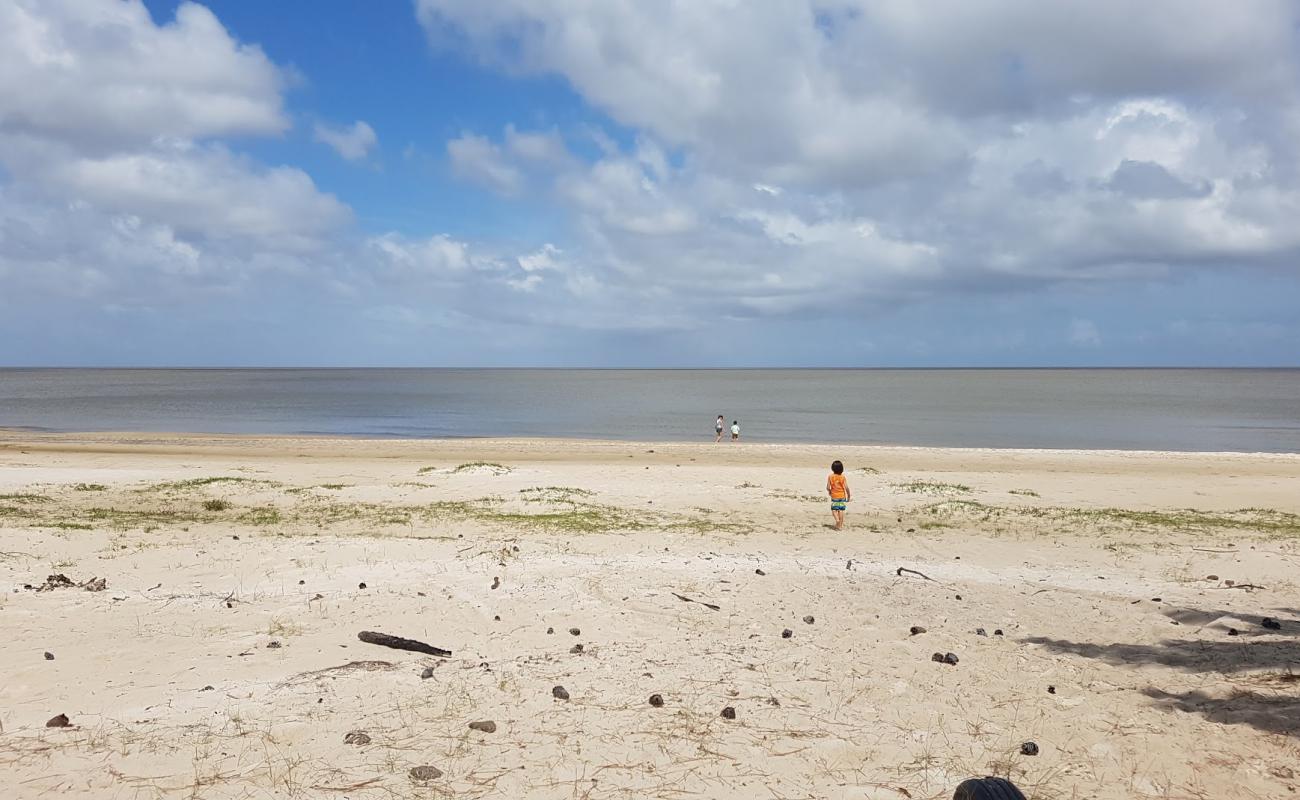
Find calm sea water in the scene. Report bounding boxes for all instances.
[1,369,1298,452]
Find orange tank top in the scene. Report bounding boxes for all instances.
[828,474,847,499]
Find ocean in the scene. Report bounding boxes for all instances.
[1,368,1297,453]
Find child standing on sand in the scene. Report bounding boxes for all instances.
[715,415,725,442]
[827,460,850,530]
[731,420,740,441]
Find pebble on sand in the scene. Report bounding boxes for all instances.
[46,714,70,728]
[569,627,581,636]
[358,582,367,590]
[755,569,766,575]
[552,685,570,700]
[721,706,737,720]
[782,628,793,639]
[1262,617,1282,630]
[649,693,664,707]
[468,720,497,733]
[1020,741,1040,756]
[803,615,815,624]
[910,626,927,635]
[44,651,54,660]
[409,765,443,783]
[570,643,584,653]
[343,731,371,746]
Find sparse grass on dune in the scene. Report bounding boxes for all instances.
[915,499,1300,539]
[141,476,279,493]
[893,480,973,495]
[0,493,50,502]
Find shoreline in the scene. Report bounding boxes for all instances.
[4,427,1299,460]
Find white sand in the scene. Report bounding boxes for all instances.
[2,432,1298,799]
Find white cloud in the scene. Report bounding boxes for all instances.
[0,0,287,149]
[313,120,378,161]
[447,133,524,194]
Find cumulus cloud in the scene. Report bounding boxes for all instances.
[313,120,378,161]
[419,1,1300,332]
[0,0,348,306]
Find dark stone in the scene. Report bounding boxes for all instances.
[755,569,766,576]
[909,626,926,635]
[468,720,497,733]
[906,528,915,533]
[298,580,304,585]
[421,666,435,679]
[201,685,214,691]
[1152,597,1162,602]
[931,652,946,662]
[1020,741,1039,756]
[993,629,1004,636]
[409,765,443,782]
[943,652,959,665]
[975,628,987,636]
[803,615,815,625]
[955,594,962,600]
[493,615,501,621]
[1262,617,1282,630]
[649,693,664,707]
[358,582,367,590]
[44,651,54,661]
[1228,628,1239,636]
[720,706,736,720]
[1206,574,1219,581]
[570,644,584,654]
[491,576,500,590]
[46,713,70,728]
[781,628,793,639]
[1047,686,1056,694]
[569,627,581,636]
[546,627,554,634]
[552,685,570,700]
[344,731,371,746]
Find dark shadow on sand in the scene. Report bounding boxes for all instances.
[1023,604,1299,736]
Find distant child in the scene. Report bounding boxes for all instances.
[715,414,725,443]
[827,460,850,530]
[731,420,740,441]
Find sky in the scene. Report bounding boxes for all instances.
[1,0,1299,367]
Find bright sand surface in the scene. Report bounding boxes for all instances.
[1,431,1298,799]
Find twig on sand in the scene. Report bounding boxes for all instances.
[358,630,452,657]
[895,567,936,582]
[1191,547,1238,553]
[671,592,721,611]
[1213,583,1267,591]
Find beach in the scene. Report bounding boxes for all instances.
[1,431,1298,799]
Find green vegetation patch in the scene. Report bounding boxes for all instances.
[0,493,50,502]
[451,462,512,475]
[144,476,278,492]
[1008,489,1040,497]
[72,484,107,492]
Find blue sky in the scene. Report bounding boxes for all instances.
[2,0,1298,366]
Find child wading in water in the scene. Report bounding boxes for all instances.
[827,460,850,530]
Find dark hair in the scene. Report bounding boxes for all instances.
[831,460,843,474]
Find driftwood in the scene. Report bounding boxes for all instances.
[895,567,936,582]
[357,631,451,657]
[672,592,721,611]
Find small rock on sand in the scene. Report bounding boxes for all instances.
[1262,617,1282,630]
[944,652,959,665]
[803,615,815,625]
[1228,628,1240,636]
[721,706,736,720]
[781,628,793,639]
[491,576,500,590]
[649,693,664,707]
[570,643,584,654]
[409,765,443,783]
[569,627,581,636]
[910,626,927,636]
[343,731,371,746]
[994,629,1004,636]
[44,651,54,660]
[358,582,367,590]
[1047,685,1056,694]
[46,714,70,728]
[421,666,436,679]
[1020,741,1040,756]
[552,685,570,700]
[975,628,987,636]
[468,720,497,733]
[931,652,945,662]
[546,627,554,634]
[755,569,766,576]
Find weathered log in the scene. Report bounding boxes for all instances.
[357,631,451,657]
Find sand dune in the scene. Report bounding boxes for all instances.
[2,433,1298,799]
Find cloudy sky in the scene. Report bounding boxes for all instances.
[2,0,1298,366]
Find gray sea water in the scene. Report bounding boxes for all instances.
[1,368,1298,453]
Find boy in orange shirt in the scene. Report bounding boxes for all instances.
[827,460,850,530]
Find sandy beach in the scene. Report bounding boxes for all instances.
[1,431,1298,799]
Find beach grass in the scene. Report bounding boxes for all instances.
[894,480,973,495]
